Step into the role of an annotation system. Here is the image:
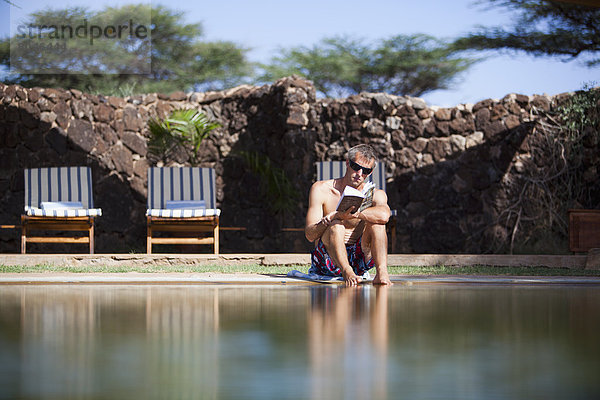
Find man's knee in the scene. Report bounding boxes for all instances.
[363,222,387,251]
[322,222,345,244]
[365,221,386,237]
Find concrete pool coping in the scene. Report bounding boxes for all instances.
[1,272,600,285]
[1,252,599,285]
[0,252,594,269]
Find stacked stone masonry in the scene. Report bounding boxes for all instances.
[0,77,597,254]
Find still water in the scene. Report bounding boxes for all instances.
[0,284,599,400]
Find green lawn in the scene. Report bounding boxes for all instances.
[0,264,599,276]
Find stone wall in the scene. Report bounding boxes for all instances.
[1,77,597,254]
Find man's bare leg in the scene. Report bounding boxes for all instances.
[321,222,362,286]
[363,222,392,285]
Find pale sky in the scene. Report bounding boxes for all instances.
[1,0,598,106]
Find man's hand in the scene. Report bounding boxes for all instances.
[320,207,355,226]
[335,207,360,221]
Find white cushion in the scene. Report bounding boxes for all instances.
[41,201,84,210]
[26,207,102,217]
[146,208,220,218]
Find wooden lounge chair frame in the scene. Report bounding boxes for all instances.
[21,167,101,254]
[568,209,600,252]
[146,167,220,254]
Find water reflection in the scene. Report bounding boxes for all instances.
[0,284,599,399]
[308,286,388,400]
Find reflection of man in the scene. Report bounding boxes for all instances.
[305,144,392,286]
[308,286,389,400]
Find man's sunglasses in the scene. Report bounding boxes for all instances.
[349,160,373,175]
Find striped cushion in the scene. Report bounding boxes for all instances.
[316,161,387,191]
[147,167,220,218]
[26,208,102,217]
[24,167,101,214]
[147,167,217,209]
[146,208,221,218]
[316,161,396,216]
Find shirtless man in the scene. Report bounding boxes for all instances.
[305,144,393,286]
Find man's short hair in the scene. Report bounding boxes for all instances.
[347,144,377,164]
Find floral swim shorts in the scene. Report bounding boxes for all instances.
[309,237,375,277]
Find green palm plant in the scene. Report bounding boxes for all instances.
[148,109,221,166]
[240,151,300,215]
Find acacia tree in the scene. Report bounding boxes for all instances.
[453,0,600,66]
[260,34,476,98]
[0,4,253,94]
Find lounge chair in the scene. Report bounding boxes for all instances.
[146,167,220,254]
[315,161,397,252]
[22,166,102,254]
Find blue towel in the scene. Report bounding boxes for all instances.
[165,200,206,209]
[286,270,372,283]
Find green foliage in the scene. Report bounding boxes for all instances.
[85,81,138,97]
[557,82,600,137]
[147,109,221,166]
[502,84,600,254]
[454,0,600,66]
[2,263,599,276]
[0,263,296,274]
[553,83,599,204]
[388,265,600,276]
[0,5,252,94]
[260,34,476,97]
[190,41,255,91]
[239,151,300,215]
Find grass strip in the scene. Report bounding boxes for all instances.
[389,265,600,276]
[0,263,294,274]
[0,264,599,276]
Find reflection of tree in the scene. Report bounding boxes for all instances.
[307,286,389,400]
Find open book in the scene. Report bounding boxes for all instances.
[336,181,375,213]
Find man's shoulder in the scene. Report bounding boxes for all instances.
[311,179,334,190]
[372,187,389,204]
[309,179,337,202]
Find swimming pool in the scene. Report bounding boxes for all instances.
[0,284,599,399]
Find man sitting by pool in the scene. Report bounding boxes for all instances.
[305,144,393,286]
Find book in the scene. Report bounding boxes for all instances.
[335,182,375,213]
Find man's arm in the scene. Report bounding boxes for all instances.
[357,189,390,225]
[305,181,355,242]
[305,182,328,243]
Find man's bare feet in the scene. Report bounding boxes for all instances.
[373,273,393,285]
